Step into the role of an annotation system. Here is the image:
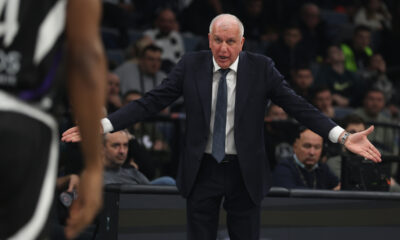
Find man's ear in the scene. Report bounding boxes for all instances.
[208,33,212,49]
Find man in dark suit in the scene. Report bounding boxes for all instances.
[63,14,381,240]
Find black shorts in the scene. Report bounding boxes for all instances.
[0,90,59,239]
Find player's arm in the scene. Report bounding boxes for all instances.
[64,0,106,239]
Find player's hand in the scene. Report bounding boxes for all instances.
[61,126,82,142]
[64,169,103,239]
[344,126,382,163]
[67,174,80,192]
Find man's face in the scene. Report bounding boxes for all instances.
[107,73,120,95]
[266,105,288,121]
[353,30,371,50]
[302,5,320,29]
[123,93,142,106]
[104,131,129,168]
[293,69,313,90]
[156,9,176,35]
[208,17,244,69]
[326,46,345,63]
[293,129,323,169]
[369,54,386,72]
[314,90,332,111]
[346,123,365,134]
[283,28,302,48]
[140,50,162,75]
[364,91,385,117]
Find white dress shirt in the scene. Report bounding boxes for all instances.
[101,56,345,146]
[204,57,239,154]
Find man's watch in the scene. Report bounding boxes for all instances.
[340,131,351,145]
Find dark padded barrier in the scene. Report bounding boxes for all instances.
[96,185,400,240]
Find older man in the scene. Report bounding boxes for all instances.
[273,127,340,190]
[63,14,381,240]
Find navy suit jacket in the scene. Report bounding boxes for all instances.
[108,50,337,203]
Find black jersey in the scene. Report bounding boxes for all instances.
[0,0,66,101]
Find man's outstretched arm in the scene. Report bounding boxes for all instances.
[65,0,106,238]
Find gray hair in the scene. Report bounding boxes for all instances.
[209,14,244,38]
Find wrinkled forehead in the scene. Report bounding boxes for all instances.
[212,21,239,34]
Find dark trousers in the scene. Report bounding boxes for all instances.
[0,91,58,239]
[187,154,261,240]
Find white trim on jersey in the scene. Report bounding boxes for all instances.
[34,0,66,64]
[0,90,59,240]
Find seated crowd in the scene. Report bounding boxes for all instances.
[51,1,400,237]
[59,0,400,191]
[56,0,400,198]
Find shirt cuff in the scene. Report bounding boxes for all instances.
[328,126,345,143]
[101,118,114,134]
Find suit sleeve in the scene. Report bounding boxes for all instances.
[107,55,185,131]
[265,58,337,140]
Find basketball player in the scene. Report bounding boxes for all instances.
[0,0,106,239]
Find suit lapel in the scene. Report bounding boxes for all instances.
[195,53,213,128]
[235,52,253,124]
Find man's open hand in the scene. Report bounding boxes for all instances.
[344,125,382,163]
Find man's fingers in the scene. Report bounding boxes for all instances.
[365,146,381,163]
[363,125,375,136]
[62,126,79,137]
[61,132,82,142]
[370,145,381,158]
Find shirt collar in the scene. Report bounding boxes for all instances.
[293,154,319,171]
[212,55,239,73]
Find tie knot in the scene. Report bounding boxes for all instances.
[219,68,230,77]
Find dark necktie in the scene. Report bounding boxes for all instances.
[212,68,230,163]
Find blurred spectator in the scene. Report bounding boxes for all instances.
[265,103,288,122]
[326,114,366,178]
[102,0,136,47]
[326,114,400,192]
[264,104,293,170]
[124,36,154,64]
[122,90,170,152]
[340,25,373,72]
[106,73,122,113]
[144,8,185,73]
[237,0,278,42]
[354,0,392,31]
[354,88,397,154]
[290,65,314,101]
[298,3,331,60]
[311,86,336,118]
[180,0,241,36]
[360,53,394,104]
[103,130,175,185]
[114,44,166,95]
[315,45,361,107]
[272,127,340,190]
[122,90,172,176]
[266,24,313,81]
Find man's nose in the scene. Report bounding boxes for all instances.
[309,148,316,156]
[220,42,228,52]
